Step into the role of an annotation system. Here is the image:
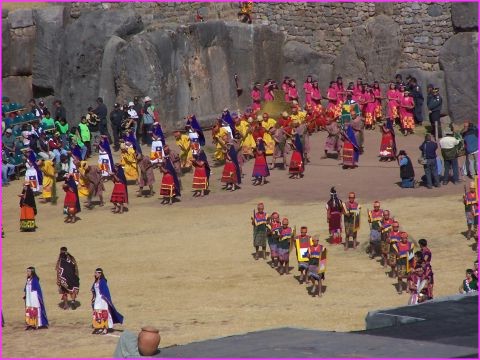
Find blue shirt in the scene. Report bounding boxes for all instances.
[399,157,408,166]
[419,141,438,159]
[464,133,478,154]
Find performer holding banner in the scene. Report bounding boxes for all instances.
[367,201,384,259]
[98,135,114,177]
[251,203,269,260]
[277,217,293,275]
[267,212,281,268]
[342,192,360,250]
[294,226,313,284]
[90,268,123,335]
[24,266,48,330]
[392,232,415,294]
[463,180,478,241]
[307,236,327,298]
[387,221,402,277]
[380,210,395,268]
[326,187,343,245]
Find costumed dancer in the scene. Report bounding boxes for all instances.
[251,83,262,113]
[91,268,123,335]
[191,149,210,197]
[84,163,105,209]
[463,181,478,241]
[307,236,327,298]
[120,142,139,183]
[63,174,81,224]
[459,269,478,294]
[110,164,128,214]
[387,221,402,278]
[159,155,181,205]
[136,153,156,197]
[380,210,395,268]
[39,157,57,204]
[252,138,270,186]
[25,153,42,194]
[342,192,361,250]
[373,81,383,122]
[326,187,343,245]
[24,266,48,330]
[186,115,205,146]
[251,203,269,260]
[387,82,400,124]
[392,232,415,294]
[367,201,384,259]
[379,119,397,161]
[323,111,342,159]
[340,125,360,169]
[19,182,37,232]
[288,79,299,103]
[267,212,281,268]
[221,143,241,192]
[288,128,304,179]
[277,217,293,275]
[98,135,114,177]
[408,265,428,305]
[295,226,313,284]
[173,130,192,171]
[303,75,314,107]
[399,90,415,136]
[270,122,288,170]
[55,246,80,310]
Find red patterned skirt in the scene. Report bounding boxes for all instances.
[222,162,238,184]
[110,183,128,204]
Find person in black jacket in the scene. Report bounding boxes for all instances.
[409,78,424,125]
[110,103,124,152]
[427,87,443,139]
[397,150,416,188]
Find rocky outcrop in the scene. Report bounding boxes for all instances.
[439,32,478,122]
[451,2,478,31]
[58,9,144,119]
[334,15,403,83]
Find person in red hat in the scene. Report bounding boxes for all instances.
[392,232,414,294]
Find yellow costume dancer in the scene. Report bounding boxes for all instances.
[77,161,90,197]
[40,159,55,201]
[120,144,139,182]
[174,132,193,169]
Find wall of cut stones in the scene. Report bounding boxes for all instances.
[2,2,477,129]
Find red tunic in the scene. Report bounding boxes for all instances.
[160,173,176,197]
[221,161,238,184]
[192,164,208,190]
[110,182,128,204]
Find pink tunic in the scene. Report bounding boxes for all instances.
[251,89,261,112]
[387,89,399,120]
[303,82,313,106]
[311,87,322,105]
[399,96,415,130]
[364,93,377,126]
[288,87,299,102]
[327,88,337,111]
[282,82,290,102]
[373,88,382,119]
[263,85,274,102]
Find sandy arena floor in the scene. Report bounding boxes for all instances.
[1,126,475,358]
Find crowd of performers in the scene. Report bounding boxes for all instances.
[22,247,123,334]
[251,182,478,303]
[251,202,327,297]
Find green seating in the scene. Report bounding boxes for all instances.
[13,114,25,124]
[2,96,10,103]
[24,112,35,121]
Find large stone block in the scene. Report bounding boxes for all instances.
[2,76,33,106]
[8,9,34,29]
[334,15,403,84]
[2,21,10,77]
[5,26,36,77]
[58,9,144,122]
[439,32,478,122]
[451,2,478,31]
[32,6,65,91]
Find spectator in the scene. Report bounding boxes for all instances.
[397,150,416,188]
[109,103,123,152]
[133,96,143,139]
[2,150,16,186]
[2,128,16,155]
[38,100,48,116]
[127,101,139,136]
[113,326,161,357]
[55,117,69,145]
[54,100,67,121]
[462,122,478,178]
[40,111,55,130]
[459,269,478,294]
[29,99,42,118]
[20,124,33,148]
[439,129,460,185]
[37,132,54,160]
[48,132,68,163]
[142,96,155,146]
[79,115,92,158]
[419,134,440,189]
[409,77,424,125]
[93,97,110,141]
[69,127,87,160]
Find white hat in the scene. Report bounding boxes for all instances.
[144,96,152,102]
[128,101,134,107]
[5,128,12,133]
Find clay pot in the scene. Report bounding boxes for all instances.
[138,326,161,356]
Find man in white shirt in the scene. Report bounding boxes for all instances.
[439,129,460,185]
[127,102,139,137]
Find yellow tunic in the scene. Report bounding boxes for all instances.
[77,161,90,197]
[261,118,277,131]
[120,147,139,182]
[213,127,228,161]
[291,111,307,124]
[263,132,274,156]
[176,134,193,168]
[40,160,55,199]
[237,120,255,156]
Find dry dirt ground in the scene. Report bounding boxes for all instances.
[2,125,475,358]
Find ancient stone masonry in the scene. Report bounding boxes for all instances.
[2,2,478,126]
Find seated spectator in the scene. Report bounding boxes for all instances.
[113,326,161,358]
[37,132,54,160]
[2,128,16,155]
[55,117,69,145]
[48,132,68,163]
[40,111,55,130]
[459,269,478,294]
[2,149,16,186]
